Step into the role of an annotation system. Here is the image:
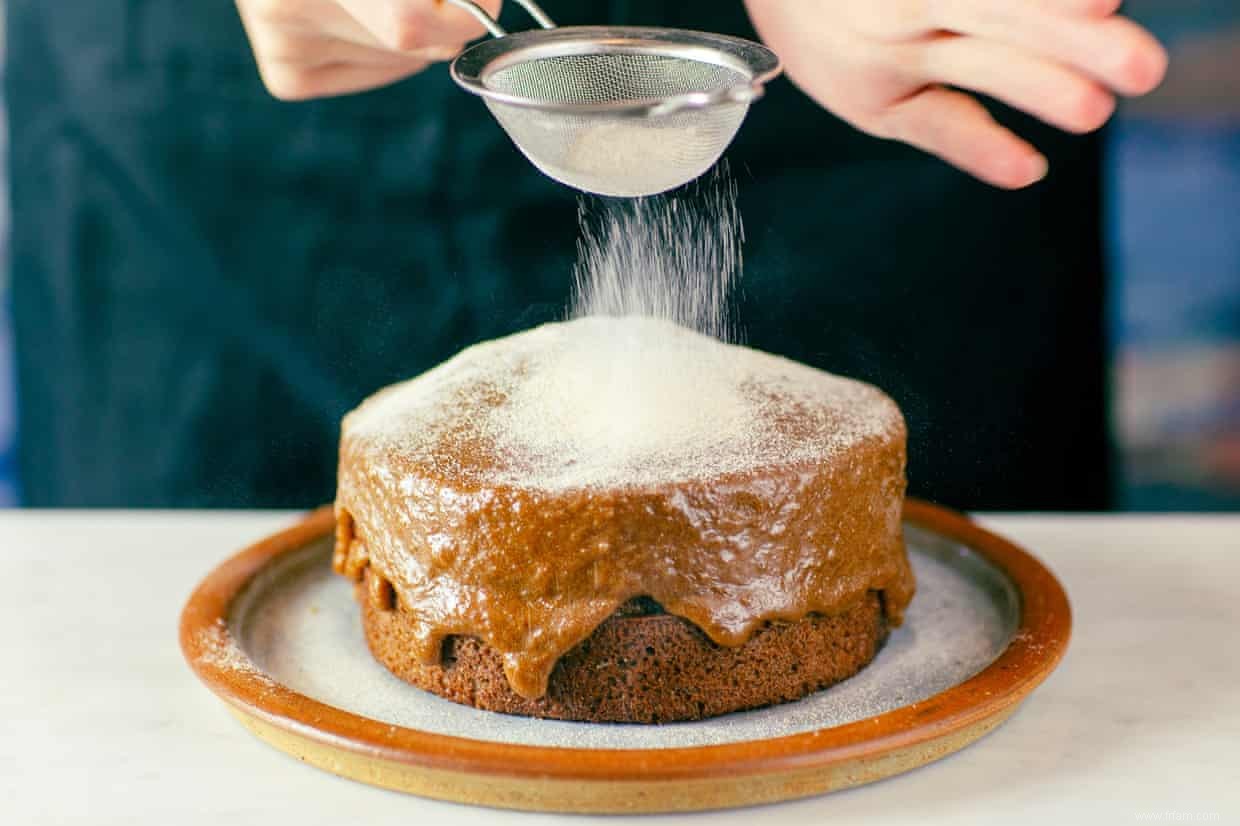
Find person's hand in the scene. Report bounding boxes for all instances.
[745,0,1168,188]
[236,0,501,100]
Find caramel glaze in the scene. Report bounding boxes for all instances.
[334,428,915,701]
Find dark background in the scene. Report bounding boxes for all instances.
[0,0,1235,510]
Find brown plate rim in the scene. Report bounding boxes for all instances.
[179,498,1071,782]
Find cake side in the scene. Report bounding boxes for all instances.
[336,439,911,700]
[334,317,914,700]
[356,565,888,723]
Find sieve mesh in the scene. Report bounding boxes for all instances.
[481,52,752,197]
[484,53,747,104]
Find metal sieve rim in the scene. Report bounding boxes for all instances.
[450,26,782,117]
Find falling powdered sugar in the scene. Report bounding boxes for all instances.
[344,173,901,490]
[570,172,742,343]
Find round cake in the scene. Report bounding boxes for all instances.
[333,316,915,723]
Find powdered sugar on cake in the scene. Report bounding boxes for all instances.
[344,316,902,490]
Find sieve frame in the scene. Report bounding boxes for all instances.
[450,26,782,118]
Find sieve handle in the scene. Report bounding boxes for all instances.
[648,84,765,117]
[443,0,556,38]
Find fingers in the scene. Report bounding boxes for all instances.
[933,0,1168,95]
[262,61,433,100]
[334,0,501,53]
[874,86,1049,189]
[921,35,1115,134]
[237,0,477,100]
[247,25,440,70]
[1043,0,1123,17]
[241,0,382,47]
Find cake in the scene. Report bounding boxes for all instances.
[333,316,914,723]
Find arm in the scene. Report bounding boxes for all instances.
[745,0,1168,188]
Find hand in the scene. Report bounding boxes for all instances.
[236,0,501,100]
[745,0,1168,188]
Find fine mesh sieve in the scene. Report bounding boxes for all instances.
[447,0,781,197]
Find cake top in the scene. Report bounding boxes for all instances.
[344,316,902,490]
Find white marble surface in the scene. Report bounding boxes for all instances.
[2,511,1237,825]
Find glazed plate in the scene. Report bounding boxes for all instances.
[180,500,1070,813]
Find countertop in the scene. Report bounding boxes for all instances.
[2,511,1237,825]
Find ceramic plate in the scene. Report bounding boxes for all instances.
[180,500,1070,813]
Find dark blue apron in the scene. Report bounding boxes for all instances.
[5,0,1111,508]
